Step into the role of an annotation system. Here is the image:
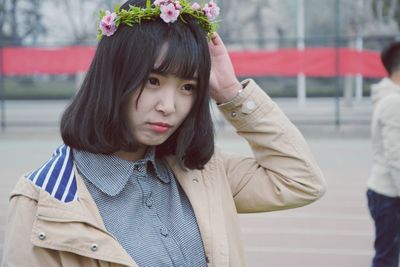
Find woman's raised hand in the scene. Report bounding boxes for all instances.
[208,33,242,103]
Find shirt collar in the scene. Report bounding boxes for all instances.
[73,147,171,197]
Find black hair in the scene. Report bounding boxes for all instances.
[60,0,214,169]
[381,41,400,76]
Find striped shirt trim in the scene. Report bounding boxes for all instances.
[26,144,78,203]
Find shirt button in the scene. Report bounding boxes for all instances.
[160,227,169,237]
[38,232,46,240]
[246,100,256,110]
[90,243,98,252]
[230,111,237,118]
[145,197,153,208]
[192,178,199,183]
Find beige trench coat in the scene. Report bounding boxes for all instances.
[1,80,326,267]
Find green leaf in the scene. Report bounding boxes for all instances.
[98,10,106,20]
[114,4,121,13]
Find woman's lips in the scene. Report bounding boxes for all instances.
[148,122,172,133]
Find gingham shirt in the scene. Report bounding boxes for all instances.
[73,148,207,267]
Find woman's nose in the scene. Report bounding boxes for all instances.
[155,90,176,115]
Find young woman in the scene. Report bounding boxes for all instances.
[1,0,326,266]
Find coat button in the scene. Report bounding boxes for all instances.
[246,100,256,110]
[90,243,98,252]
[192,178,199,183]
[230,111,237,118]
[38,232,46,240]
[145,196,153,208]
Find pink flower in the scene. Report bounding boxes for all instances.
[174,1,182,10]
[99,10,118,37]
[154,0,165,6]
[160,3,180,23]
[203,1,220,20]
[191,2,201,10]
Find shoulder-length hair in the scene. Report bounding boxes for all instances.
[60,0,214,170]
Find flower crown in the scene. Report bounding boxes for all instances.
[98,0,220,40]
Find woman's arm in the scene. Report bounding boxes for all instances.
[218,80,326,212]
[209,34,326,213]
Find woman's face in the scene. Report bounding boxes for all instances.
[126,72,197,147]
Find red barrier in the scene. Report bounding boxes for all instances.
[230,48,386,78]
[1,46,387,78]
[2,46,96,76]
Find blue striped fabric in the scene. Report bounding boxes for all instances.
[26,145,77,203]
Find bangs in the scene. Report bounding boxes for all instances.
[153,26,203,80]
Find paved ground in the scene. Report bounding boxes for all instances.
[0,98,375,266]
[1,97,372,130]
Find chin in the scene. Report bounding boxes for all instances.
[140,138,168,146]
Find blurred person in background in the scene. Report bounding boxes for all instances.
[1,0,326,266]
[367,41,400,267]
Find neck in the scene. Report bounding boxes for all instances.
[114,145,148,161]
[390,71,400,86]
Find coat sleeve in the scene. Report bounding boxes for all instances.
[1,189,61,267]
[217,79,326,213]
[379,95,400,195]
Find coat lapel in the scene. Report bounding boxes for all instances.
[166,156,229,266]
[165,156,213,262]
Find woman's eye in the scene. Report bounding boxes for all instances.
[147,77,160,86]
[182,84,196,94]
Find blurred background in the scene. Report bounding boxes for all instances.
[0,0,398,105]
[1,0,399,128]
[1,0,398,266]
